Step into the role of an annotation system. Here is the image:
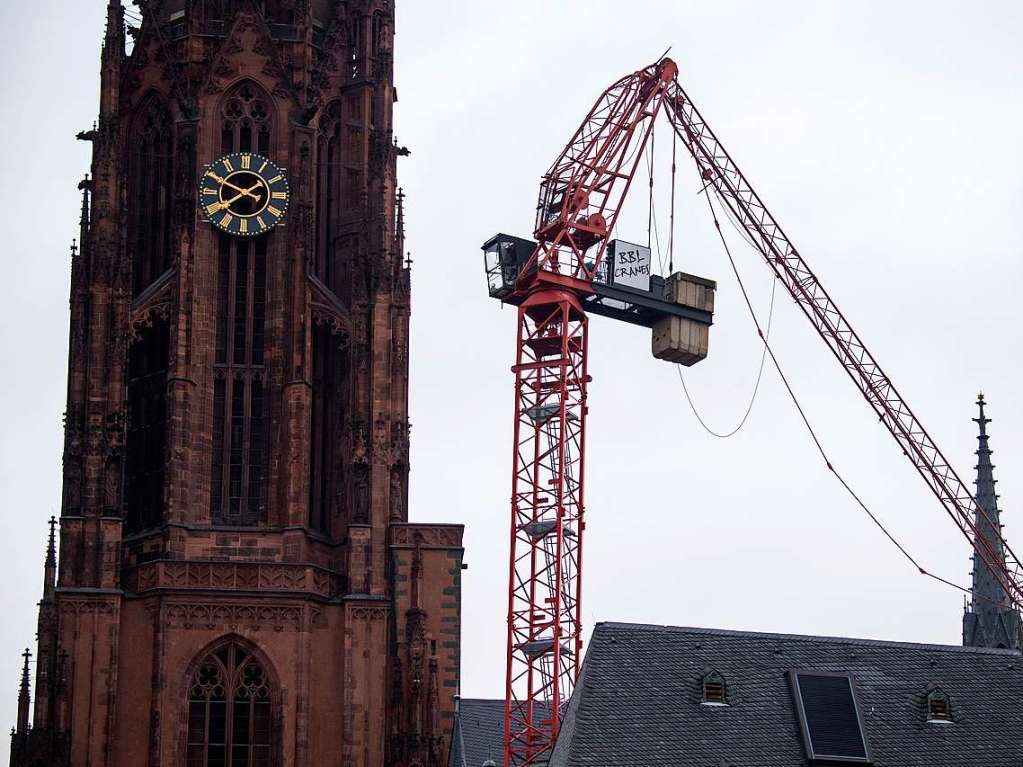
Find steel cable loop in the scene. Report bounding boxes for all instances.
[649,72,986,606]
[676,277,775,439]
[648,134,775,438]
[699,188,988,604]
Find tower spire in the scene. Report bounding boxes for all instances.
[963,394,1023,649]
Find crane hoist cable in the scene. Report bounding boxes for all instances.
[650,130,776,438]
[661,160,974,592]
[675,280,775,439]
[701,183,982,602]
[664,150,977,592]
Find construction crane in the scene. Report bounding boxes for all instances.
[480,56,1022,767]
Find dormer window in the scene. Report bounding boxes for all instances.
[926,688,953,724]
[701,670,728,706]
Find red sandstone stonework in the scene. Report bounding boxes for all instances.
[10,4,463,766]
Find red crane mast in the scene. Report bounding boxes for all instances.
[491,57,1022,766]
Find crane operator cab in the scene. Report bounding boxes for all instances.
[481,233,716,366]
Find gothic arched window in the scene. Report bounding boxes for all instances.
[372,12,385,56]
[220,81,272,156]
[309,322,347,534]
[129,96,174,296]
[314,100,365,295]
[125,320,169,532]
[211,82,274,526]
[186,641,276,767]
[211,236,268,525]
[314,101,342,286]
[347,15,362,78]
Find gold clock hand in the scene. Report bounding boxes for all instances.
[207,172,263,202]
[208,183,264,213]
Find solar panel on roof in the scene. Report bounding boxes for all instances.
[789,671,872,764]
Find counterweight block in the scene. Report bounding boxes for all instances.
[651,272,716,366]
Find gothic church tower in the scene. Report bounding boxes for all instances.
[10,2,463,765]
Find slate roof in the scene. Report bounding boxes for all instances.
[549,622,1023,767]
[449,698,504,767]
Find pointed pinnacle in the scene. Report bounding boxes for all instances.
[46,516,57,566]
[974,393,990,437]
[19,649,30,691]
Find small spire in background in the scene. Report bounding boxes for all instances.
[969,392,1004,613]
[19,650,30,694]
[15,649,31,735]
[395,186,406,267]
[78,175,91,228]
[396,187,405,234]
[975,392,989,436]
[43,516,57,599]
[963,393,1023,650]
[46,517,57,567]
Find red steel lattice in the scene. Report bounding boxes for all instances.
[503,60,678,767]
[504,292,587,765]
[500,56,1022,767]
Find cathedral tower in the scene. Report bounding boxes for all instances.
[11,2,463,765]
[962,394,1022,650]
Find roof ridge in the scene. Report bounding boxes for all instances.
[454,699,505,707]
[594,621,1023,656]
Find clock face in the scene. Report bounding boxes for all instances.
[199,152,290,237]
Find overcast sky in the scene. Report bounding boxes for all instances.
[0,1,1020,748]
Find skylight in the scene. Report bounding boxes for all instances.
[789,671,872,764]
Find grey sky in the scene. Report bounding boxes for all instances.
[0,1,1020,750]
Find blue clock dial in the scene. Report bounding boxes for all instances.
[199,152,290,237]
